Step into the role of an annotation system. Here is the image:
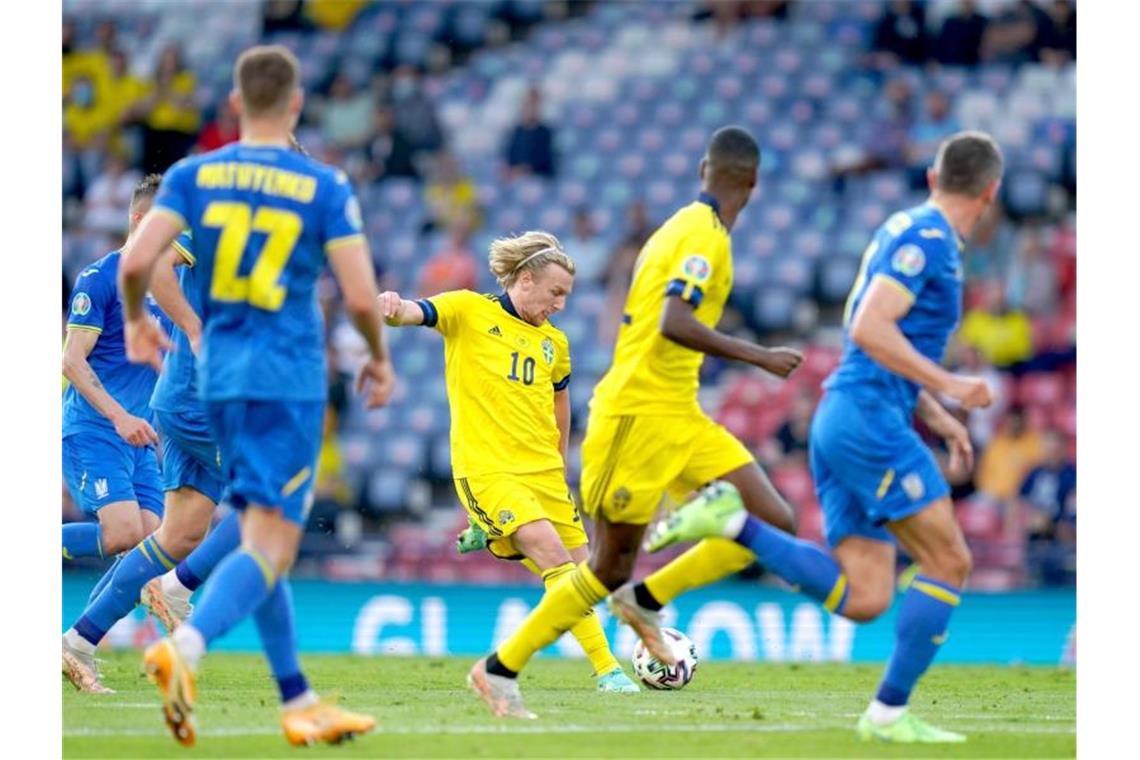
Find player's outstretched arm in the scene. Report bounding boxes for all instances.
[850,276,992,410]
[327,239,395,408]
[660,296,803,378]
[149,246,202,353]
[377,291,427,327]
[62,329,158,447]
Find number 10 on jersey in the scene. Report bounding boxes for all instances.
[507,351,535,385]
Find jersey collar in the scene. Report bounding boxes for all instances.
[698,191,727,227]
[498,291,523,320]
[926,201,967,252]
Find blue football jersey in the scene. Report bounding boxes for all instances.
[150,231,202,415]
[824,203,964,413]
[151,143,365,402]
[63,251,168,436]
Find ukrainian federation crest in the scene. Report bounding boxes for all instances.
[498,510,515,526]
[94,478,110,500]
[71,292,91,316]
[682,255,711,283]
[541,338,555,365]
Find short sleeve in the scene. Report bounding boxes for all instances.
[869,229,947,302]
[322,170,366,254]
[663,230,724,308]
[153,158,194,229]
[172,230,195,266]
[67,267,114,334]
[552,333,571,391]
[417,289,478,336]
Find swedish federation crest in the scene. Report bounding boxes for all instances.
[541,337,555,366]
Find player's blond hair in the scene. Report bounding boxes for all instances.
[234,45,300,117]
[488,231,575,289]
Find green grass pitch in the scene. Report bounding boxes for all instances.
[64,653,1074,758]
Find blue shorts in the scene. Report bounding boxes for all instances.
[156,409,225,504]
[62,428,164,517]
[809,387,949,548]
[205,400,323,526]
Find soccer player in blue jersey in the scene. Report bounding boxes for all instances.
[648,131,1003,743]
[119,45,395,747]
[62,230,239,693]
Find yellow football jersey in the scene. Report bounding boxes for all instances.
[419,290,571,477]
[590,194,733,416]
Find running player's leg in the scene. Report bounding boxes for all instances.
[144,511,240,631]
[62,434,152,560]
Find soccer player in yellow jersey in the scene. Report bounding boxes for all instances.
[466,126,806,718]
[377,230,639,697]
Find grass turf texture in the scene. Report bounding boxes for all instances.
[64,653,1074,758]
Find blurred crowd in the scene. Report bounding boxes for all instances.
[62,0,1075,588]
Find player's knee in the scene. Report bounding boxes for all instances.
[842,584,893,622]
[923,543,973,588]
[101,522,147,555]
[588,555,633,591]
[156,524,207,560]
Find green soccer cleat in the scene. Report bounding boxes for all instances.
[456,522,489,554]
[596,667,640,693]
[856,710,967,743]
[645,481,744,553]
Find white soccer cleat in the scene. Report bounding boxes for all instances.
[141,578,193,633]
[62,637,113,694]
[467,658,537,719]
[609,584,677,666]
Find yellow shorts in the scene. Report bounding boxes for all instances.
[454,469,588,560]
[580,412,754,525]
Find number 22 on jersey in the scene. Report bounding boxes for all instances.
[202,201,302,312]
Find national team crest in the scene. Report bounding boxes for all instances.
[901,472,925,501]
[682,255,711,283]
[93,478,109,500]
[891,245,926,277]
[71,292,91,316]
[498,510,515,526]
[541,338,555,365]
[612,487,632,512]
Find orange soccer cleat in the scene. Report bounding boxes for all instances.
[143,638,197,747]
[281,701,377,746]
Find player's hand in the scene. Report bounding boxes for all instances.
[753,346,804,378]
[377,291,404,326]
[114,413,160,447]
[356,357,397,409]
[941,418,974,479]
[944,375,994,410]
[124,316,172,372]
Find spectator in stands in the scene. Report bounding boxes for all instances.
[362,106,419,182]
[975,405,1044,504]
[566,207,608,285]
[620,198,654,250]
[905,90,961,189]
[417,210,479,298]
[261,0,310,34]
[935,0,988,66]
[981,0,1050,65]
[830,78,913,188]
[504,86,556,179]
[388,66,444,157]
[423,151,480,235]
[82,151,141,236]
[775,389,816,464]
[137,44,200,173]
[1038,0,1076,66]
[1006,227,1059,316]
[959,279,1034,367]
[63,72,113,200]
[963,202,1016,281]
[106,49,146,137]
[1016,429,1076,585]
[870,0,928,67]
[195,102,240,153]
[321,73,376,151]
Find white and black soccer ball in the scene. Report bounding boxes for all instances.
[631,627,698,690]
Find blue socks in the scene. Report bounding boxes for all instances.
[73,535,177,646]
[875,575,960,706]
[186,548,276,644]
[87,556,123,606]
[63,523,102,561]
[253,580,310,702]
[175,512,241,592]
[735,515,850,613]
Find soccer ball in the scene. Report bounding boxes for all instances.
[631,627,698,690]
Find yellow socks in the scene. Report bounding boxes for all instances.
[643,538,755,606]
[540,562,620,677]
[496,561,609,673]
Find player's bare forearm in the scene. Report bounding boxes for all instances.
[660,297,762,364]
[916,390,957,434]
[149,247,201,342]
[328,242,387,360]
[554,389,571,463]
[120,211,182,319]
[382,297,427,327]
[62,334,129,425]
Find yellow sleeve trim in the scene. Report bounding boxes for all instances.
[325,233,366,254]
[66,324,103,334]
[172,238,195,266]
[872,273,916,304]
[152,205,188,230]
